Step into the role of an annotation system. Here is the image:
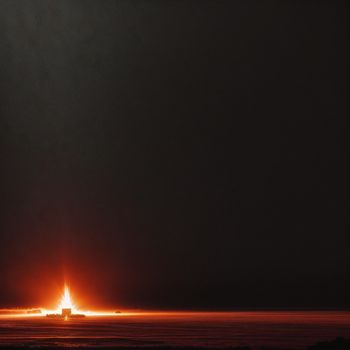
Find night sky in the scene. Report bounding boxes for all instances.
[0,1,348,310]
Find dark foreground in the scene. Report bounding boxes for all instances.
[1,312,350,349]
[1,338,350,350]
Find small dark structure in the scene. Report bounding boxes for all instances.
[61,308,72,317]
[46,307,85,319]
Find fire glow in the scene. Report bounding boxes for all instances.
[0,285,237,321]
[46,285,85,319]
[59,286,75,311]
[0,285,122,319]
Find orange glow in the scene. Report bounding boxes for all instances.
[58,285,75,311]
[0,284,123,318]
[45,285,117,317]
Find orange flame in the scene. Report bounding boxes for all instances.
[58,286,75,311]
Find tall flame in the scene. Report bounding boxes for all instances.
[59,286,75,310]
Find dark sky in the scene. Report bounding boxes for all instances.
[0,0,348,310]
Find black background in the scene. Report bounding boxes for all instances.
[0,0,348,309]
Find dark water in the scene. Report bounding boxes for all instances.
[0,312,350,349]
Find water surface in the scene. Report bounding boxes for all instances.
[1,311,350,349]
